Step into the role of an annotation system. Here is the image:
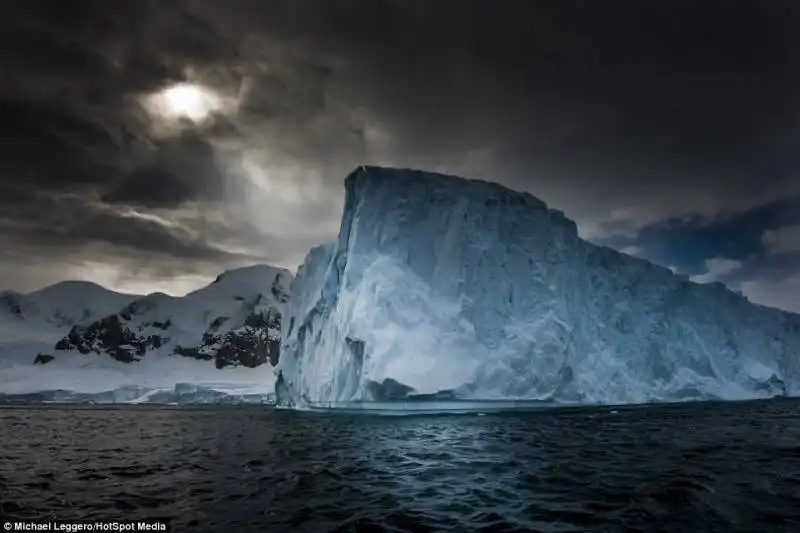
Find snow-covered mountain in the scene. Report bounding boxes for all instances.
[3,280,139,324]
[276,166,800,408]
[1,281,139,338]
[53,264,290,368]
[0,265,292,403]
[0,282,141,369]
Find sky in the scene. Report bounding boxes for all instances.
[1,0,799,312]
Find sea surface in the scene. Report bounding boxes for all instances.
[1,399,799,533]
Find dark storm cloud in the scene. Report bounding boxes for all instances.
[0,100,115,190]
[0,99,231,266]
[1,0,238,93]
[187,0,800,228]
[0,0,247,277]
[0,190,230,261]
[0,0,798,302]
[69,212,224,260]
[101,167,195,208]
[102,133,227,208]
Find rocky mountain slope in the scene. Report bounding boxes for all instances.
[1,264,292,370]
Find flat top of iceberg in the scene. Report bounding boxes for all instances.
[349,165,551,210]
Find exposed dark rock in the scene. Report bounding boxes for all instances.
[54,314,152,363]
[219,311,282,368]
[149,335,164,349]
[54,337,70,351]
[152,319,171,330]
[170,310,282,368]
[173,345,213,361]
[209,316,229,331]
[33,353,55,365]
[53,275,286,369]
[215,332,262,369]
[244,310,269,329]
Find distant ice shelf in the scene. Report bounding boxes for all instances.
[276,166,800,408]
[0,384,274,405]
[0,352,276,405]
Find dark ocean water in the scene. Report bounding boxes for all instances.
[1,400,799,533]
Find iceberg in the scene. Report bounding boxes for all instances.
[276,166,800,408]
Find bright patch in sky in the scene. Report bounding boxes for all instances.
[142,82,234,127]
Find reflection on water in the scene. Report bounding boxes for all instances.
[297,399,567,414]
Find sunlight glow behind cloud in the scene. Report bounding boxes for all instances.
[140,82,239,137]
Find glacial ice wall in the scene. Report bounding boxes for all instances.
[277,166,800,406]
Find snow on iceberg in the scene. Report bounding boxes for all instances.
[276,166,800,407]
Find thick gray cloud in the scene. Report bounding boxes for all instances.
[0,0,799,300]
[101,133,227,208]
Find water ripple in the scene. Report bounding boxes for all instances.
[1,400,799,532]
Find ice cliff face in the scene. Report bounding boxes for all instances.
[277,166,800,407]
